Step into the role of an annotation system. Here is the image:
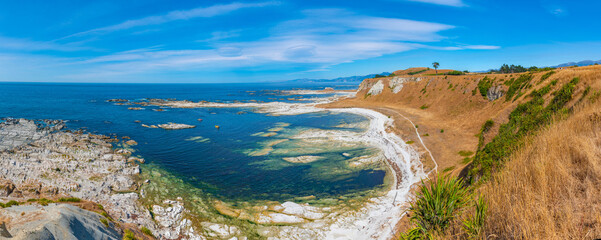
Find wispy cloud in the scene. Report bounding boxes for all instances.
[0,36,89,52]
[541,0,567,16]
[197,30,242,42]
[86,9,453,65]
[406,0,466,7]
[61,1,280,39]
[62,8,499,79]
[434,45,500,50]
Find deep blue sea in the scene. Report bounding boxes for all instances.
[0,82,387,203]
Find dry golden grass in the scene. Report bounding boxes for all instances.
[481,102,601,239]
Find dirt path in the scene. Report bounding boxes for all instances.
[374,107,438,177]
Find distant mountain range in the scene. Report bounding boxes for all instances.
[286,72,391,83]
[551,60,601,68]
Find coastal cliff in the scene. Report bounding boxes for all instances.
[332,65,601,239]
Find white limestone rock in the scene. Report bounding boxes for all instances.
[367,80,384,96]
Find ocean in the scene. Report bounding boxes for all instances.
[0,82,389,202]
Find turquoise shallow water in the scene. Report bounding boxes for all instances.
[0,82,387,202]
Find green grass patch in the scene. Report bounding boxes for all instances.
[442,166,456,173]
[458,151,474,157]
[0,200,20,208]
[122,229,137,240]
[505,73,534,101]
[58,197,81,202]
[100,218,110,228]
[477,77,493,97]
[589,90,601,103]
[420,104,429,110]
[408,69,428,75]
[539,70,556,82]
[140,227,154,237]
[477,119,494,150]
[27,198,54,206]
[445,70,465,75]
[406,141,415,144]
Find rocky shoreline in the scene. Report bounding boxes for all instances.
[0,118,201,240]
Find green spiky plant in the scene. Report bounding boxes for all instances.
[462,196,487,239]
[401,174,470,239]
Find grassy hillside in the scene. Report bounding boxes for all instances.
[332,65,601,239]
[481,100,601,239]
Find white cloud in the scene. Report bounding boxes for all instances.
[61,1,280,39]
[407,0,466,7]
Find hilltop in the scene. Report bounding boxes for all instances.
[325,64,601,239]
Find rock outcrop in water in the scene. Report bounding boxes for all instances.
[157,123,196,130]
[140,122,196,130]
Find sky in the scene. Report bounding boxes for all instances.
[1,0,601,83]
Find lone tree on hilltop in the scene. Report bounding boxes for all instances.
[432,62,440,75]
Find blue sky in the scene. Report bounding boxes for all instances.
[1,0,600,83]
